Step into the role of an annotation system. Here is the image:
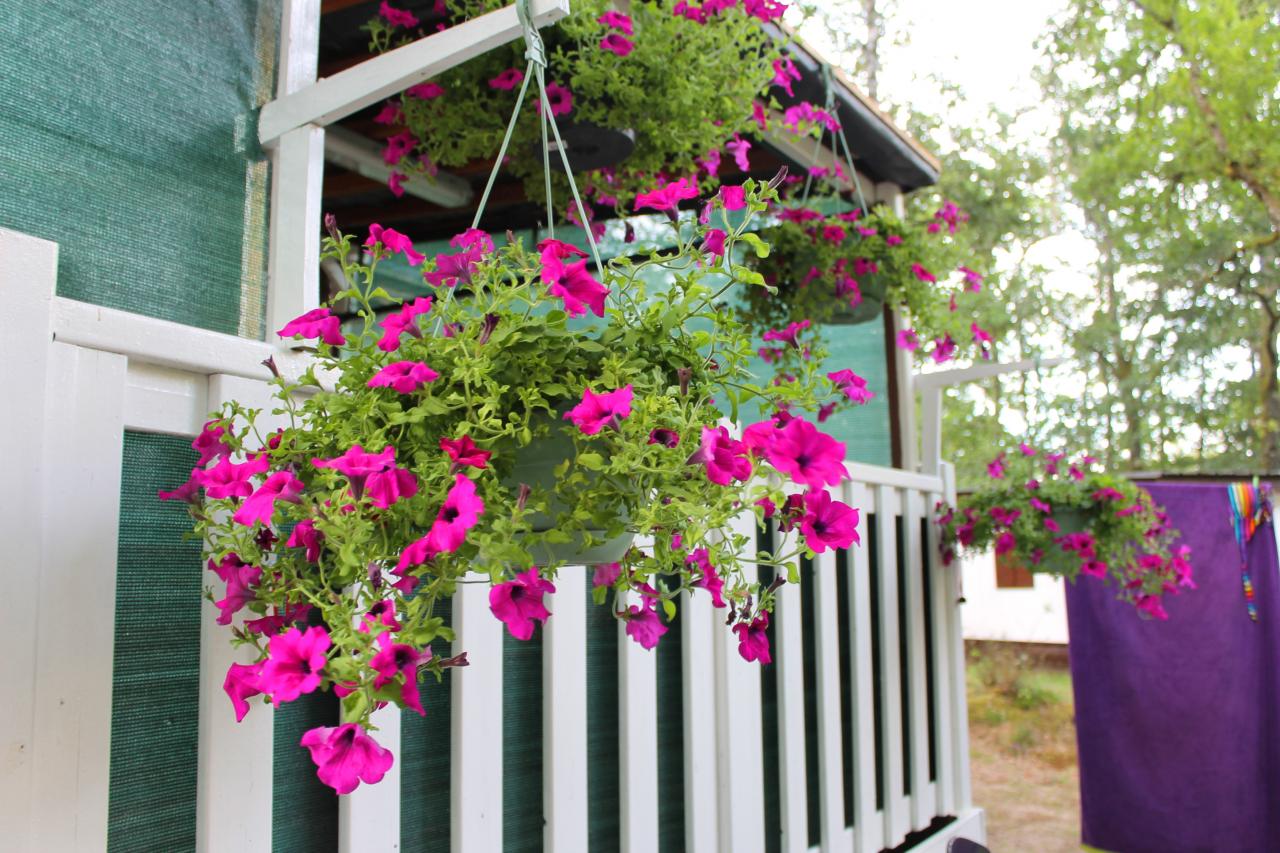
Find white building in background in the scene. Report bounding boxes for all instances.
[959,550,1070,644]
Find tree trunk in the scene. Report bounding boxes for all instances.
[861,0,882,101]
[1260,313,1280,469]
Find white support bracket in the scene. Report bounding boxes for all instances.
[915,358,1066,475]
[258,0,572,145]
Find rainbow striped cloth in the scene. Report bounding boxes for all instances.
[1228,482,1273,622]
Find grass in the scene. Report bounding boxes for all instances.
[966,644,1085,851]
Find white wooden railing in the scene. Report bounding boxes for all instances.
[4,227,983,851]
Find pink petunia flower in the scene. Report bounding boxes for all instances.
[370,636,430,714]
[196,453,270,500]
[972,323,993,360]
[278,307,346,347]
[598,10,633,33]
[424,229,495,288]
[373,101,402,125]
[406,82,444,100]
[703,228,727,260]
[489,67,525,90]
[995,531,1017,555]
[244,603,312,638]
[593,562,622,588]
[799,489,861,553]
[635,177,699,213]
[765,417,847,489]
[301,724,394,794]
[367,360,439,394]
[260,625,330,705]
[896,328,919,351]
[388,171,406,197]
[734,613,771,663]
[600,33,634,56]
[762,319,812,349]
[827,369,873,404]
[624,587,668,649]
[931,335,957,364]
[911,263,937,284]
[687,549,727,607]
[379,0,418,28]
[719,184,746,211]
[772,56,801,96]
[233,469,304,527]
[542,253,609,317]
[648,428,681,448]
[209,553,262,626]
[285,519,324,563]
[538,82,573,117]
[440,435,492,469]
[565,385,633,435]
[366,223,425,266]
[382,130,416,165]
[396,474,485,569]
[687,425,752,485]
[726,134,751,171]
[959,266,983,292]
[193,420,232,466]
[489,567,556,640]
[223,662,263,722]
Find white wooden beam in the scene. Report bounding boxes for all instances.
[0,228,57,852]
[619,583,658,853]
[325,126,474,208]
[543,569,588,851]
[258,0,572,144]
[266,124,326,337]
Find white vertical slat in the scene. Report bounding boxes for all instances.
[773,527,809,853]
[682,587,720,852]
[197,375,279,853]
[543,567,588,851]
[939,463,973,812]
[266,0,323,336]
[620,584,658,853]
[0,228,56,851]
[339,702,402,852]
[812,547,847,851]
[874,485,910,848]
[715,511,766,853]
[926,490,956,817]
[451,574,505,853]
[30,342,127,852]
[902,490,935,828]
[845,482,883,853]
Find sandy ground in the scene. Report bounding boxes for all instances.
[966,648,1085,852]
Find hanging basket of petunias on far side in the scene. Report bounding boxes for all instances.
[158,177,867,793]
[934,444,1194,620]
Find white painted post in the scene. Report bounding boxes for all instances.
[772,527,809,853]
[30,342,127,852]
[714,511,765,853]
[939,463,973,812]
[681,588,720,852]
[543,568,588,851]
[812,548,847,851]
[902,490,935,828]
[619,585,658,853]
[451,575,505,852]
[874,485,910,848]
[0,228,56,852]
[926,487,956,818]
[845,481,883,853]
[340,702,402,852]
[196,375,279,853]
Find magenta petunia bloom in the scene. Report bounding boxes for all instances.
[687,549,727,607]
[538,82,573,117]
[600,33,634,56]
[543,255,609,317]
[312,444,395,499]
[489,67,524,90]
[260,625,330,705]
[370,636,430,714]
[359,599,403,635]
[379,0,418,28]
[278,307,346,347]
[911,263,937,284]
[565,385,633,435]
[223,662,263,723]
[301,723,394,794]
[397,474,485,569]
[233,469,304,527]
[1092,487,1125,502]
[886,234,903,246]
[764,417,847,489]
[489,567,556,640]
[377,296,433,352]
[366,223,426,266]
[598,10,633,32]
[1029,497,1052,514]
[687,425,753,485]
[959,265,984,292]
[990,506,1022,526]
[625,595,668,650]
[931,334,957,364]
[593,562,622,588]
[209,553,262,626]
[368,360,439,394]
[286,518,324,562]
[635,177,699,213]
[373,101,402,125]
[799,489,861,553]
[193,420,231,466]
[971,323,993,360]
[719,184,746,211]
[196,453,270,500]
[827,369,873,404]
[158,471,202,503]
[896,328,919,351]
[388,171,406,197]
[383,129,415,165]
[1134,595,1168,620]
[734,613,772,664]
[406,81,444,100]
[726,134,751,171]
[424,230,494,288]
[648,428,680,448]
[987,454,1006,479]
[762,319,812,349]
[244,603,312,637]
[440,435,492,469]
[772,56,801,97]
[995,531,1017,555]
[365,464,419,510]
[703,228,727,260]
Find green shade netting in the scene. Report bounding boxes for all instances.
[0,0,277,336]
[504,629,544,852]
[400,595,454,853]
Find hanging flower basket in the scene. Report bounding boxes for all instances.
[935,445,1194,619]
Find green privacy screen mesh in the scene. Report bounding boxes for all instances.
[108,432,203,852]
[273,650,339,852]
[655,604,685,853]
[586,585,621,852]
[0,0,276,337]
[504,629,544,852]
[401,596,453,853]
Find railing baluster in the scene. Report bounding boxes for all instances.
[339,703,401,853]
[874,485,910,847]
[451,574,504,852]
[773,526,810,853]
[813,546,847,851]
[543,567,588,850]
[620,575,658,853]
[902,490,935,828]
[682,587,720,851]
[845,482,883,853]
[926,488,956,817]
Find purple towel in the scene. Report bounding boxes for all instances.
[1064,482,1280,853]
